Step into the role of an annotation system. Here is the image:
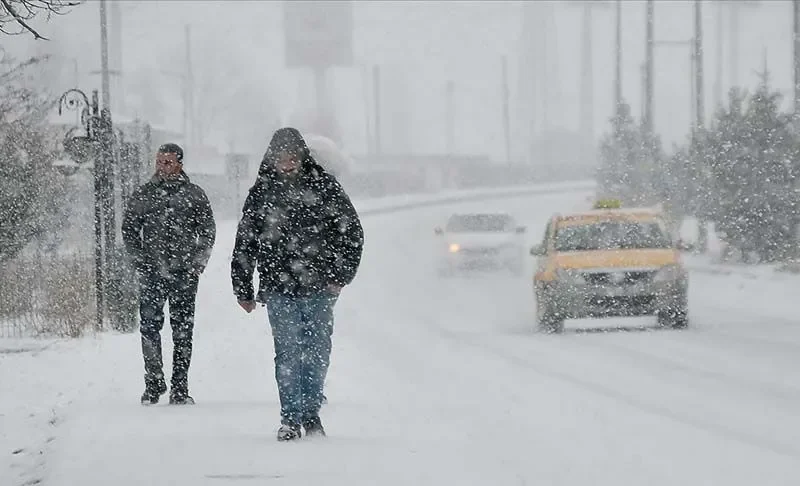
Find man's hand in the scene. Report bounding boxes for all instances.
[238,300,256,313]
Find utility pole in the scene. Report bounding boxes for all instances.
[644,0,654,134]
[694,0,704,131]
[99,0,115,259]
[580,3,594,143]
[110,1,123,115]
[373,64,382,157]
[615,0,623,111]
[794,0,800,117]
[640,63,646,120]
[728,2,740,91]
[99,0,111,111]
[520,2,539,162]
[695,0,708,253]
[445,80,455,155]
[501,56,511,164]
[541,15,550,135]
[714,0,724,108]
[185,24,195,146]
[361,64,373,154]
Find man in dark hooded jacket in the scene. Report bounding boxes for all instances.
[122,143,216,406]
[231,128,363,441]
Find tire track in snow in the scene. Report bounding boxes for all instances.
[533,324,800,404]
[427,324,800,460]
[396,277,800,460]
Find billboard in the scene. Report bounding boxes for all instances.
[283,1,354,68]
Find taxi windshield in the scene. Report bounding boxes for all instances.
[554,220,672,252]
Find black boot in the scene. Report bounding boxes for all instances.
[277,423,302,442]
[302,416,326,438]
[168,394,195,405]
[168,387,195,405]
[141,378,167,405]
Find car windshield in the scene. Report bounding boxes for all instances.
[446,214,511,232]
[554,220,672,251]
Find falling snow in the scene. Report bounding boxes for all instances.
[2,1,800,485]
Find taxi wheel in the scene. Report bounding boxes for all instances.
[539,315,564,334]
[536,291,565,334]
[657,308,688,329]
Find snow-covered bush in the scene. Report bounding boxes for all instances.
[700,79,800,262]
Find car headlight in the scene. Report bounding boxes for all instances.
[653,264,684,282]
[556,268,586,285]
[448,243,460,253]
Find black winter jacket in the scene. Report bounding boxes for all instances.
[230,157,363,301]
[122,171,216,277]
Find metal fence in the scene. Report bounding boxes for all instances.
[0,251,96,338]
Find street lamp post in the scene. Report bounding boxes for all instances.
[58,88,105,332]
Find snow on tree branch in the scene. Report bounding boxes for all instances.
[0,0,81,40]
[0,52,64,264]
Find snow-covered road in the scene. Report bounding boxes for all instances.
[3,190,800,485]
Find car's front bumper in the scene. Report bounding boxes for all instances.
[441,247,518,270]
[538,279,687,318]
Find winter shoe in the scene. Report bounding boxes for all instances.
[277,424,302,442]
[169,390,195,405]
[140,380,167,405]
[302,416,326,438]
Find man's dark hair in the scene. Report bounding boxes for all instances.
[158,142,184,161]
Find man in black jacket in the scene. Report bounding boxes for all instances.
[122,143,216,406]
[231,128,363,441]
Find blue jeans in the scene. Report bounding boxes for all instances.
[265,292,338,425]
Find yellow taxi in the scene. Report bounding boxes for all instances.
[529,200,689,333]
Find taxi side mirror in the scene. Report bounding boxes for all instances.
[676,239,694,252]
[530,244,546,256]
[434,227,444,236]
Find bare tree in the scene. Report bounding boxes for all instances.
[0,0,81,40]
[0,51,67,263]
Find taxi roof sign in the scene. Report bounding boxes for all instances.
[593,199,622,210]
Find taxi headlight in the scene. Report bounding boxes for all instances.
[556,268,586,285]
[448,243,460,253]
[653,264,683,282]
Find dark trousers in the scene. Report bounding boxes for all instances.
[138,270,199,396]
[264,292,338,425]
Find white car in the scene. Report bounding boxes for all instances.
[434,213,527,276]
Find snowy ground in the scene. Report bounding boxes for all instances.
[3,190,800,485]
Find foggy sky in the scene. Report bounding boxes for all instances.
[4,0,796,159]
